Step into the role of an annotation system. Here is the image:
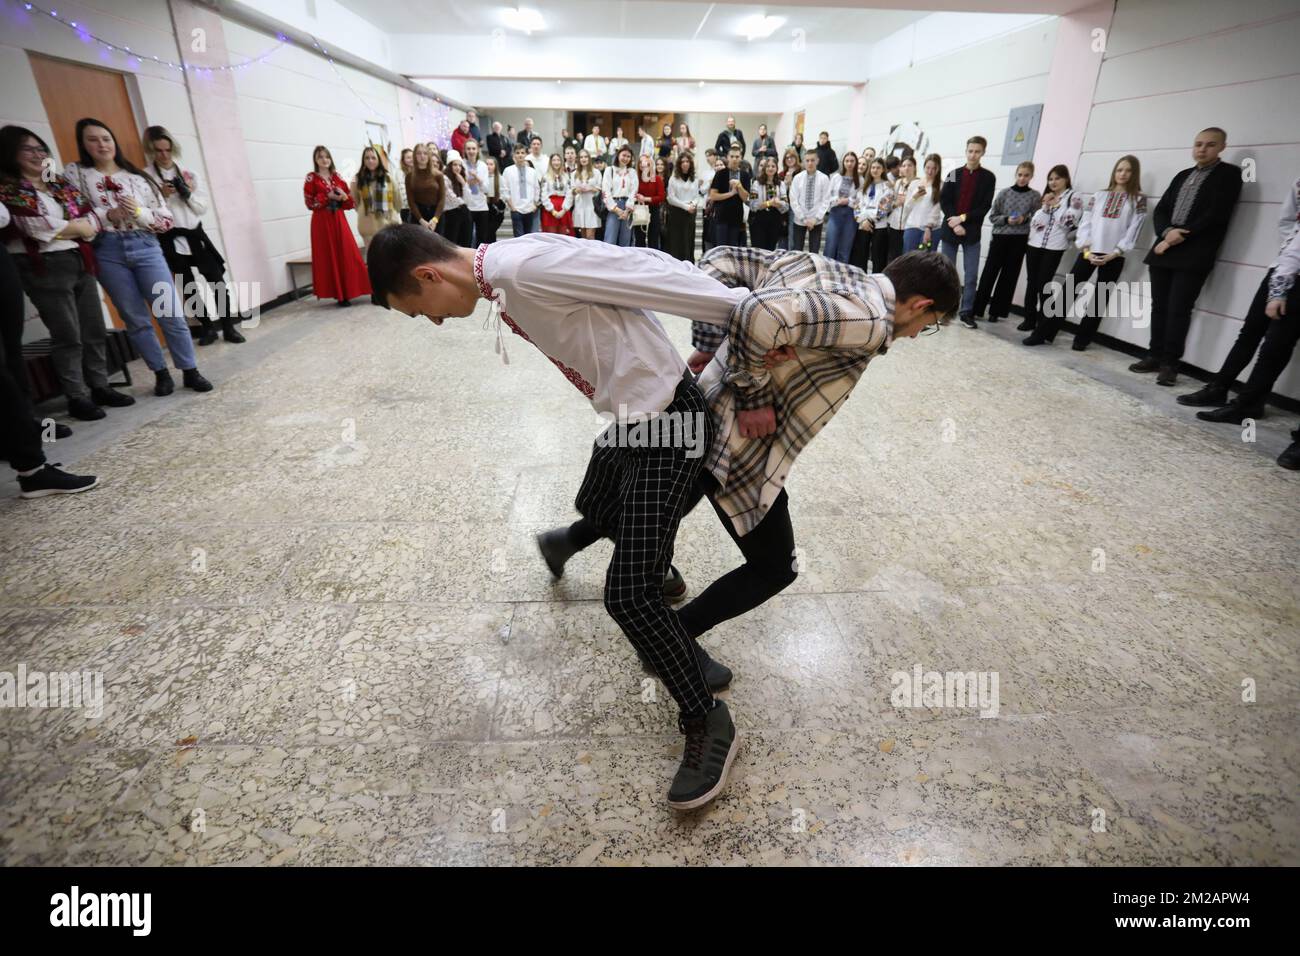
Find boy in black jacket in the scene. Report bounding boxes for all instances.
[939,135,997,327]
[1134,127,1242,385]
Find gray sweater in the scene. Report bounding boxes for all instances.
[989,184,1041,236]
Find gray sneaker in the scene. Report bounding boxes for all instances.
[637,639,732,692]
[668,700,739,810]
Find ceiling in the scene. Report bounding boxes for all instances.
[335,1,929,42]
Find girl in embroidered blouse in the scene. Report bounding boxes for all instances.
[540,154,575,237]
[304,145,371,305]
[0,125,134,419]
[65,118,212,395]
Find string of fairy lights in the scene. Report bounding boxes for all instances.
[14,0,456,148]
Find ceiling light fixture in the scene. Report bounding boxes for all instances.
[501,7,545,35]
[738,14,785,41]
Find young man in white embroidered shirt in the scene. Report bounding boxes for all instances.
[788,149,831,253]
[501,144,540,236]
[365,224,957,810]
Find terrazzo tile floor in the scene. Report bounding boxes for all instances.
[1,293,1297,866]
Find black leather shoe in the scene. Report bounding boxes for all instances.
[221,317,246,343]
[67,397,106,421]
[1196,403,1265,425]
[35,420,73,439]
[1023,335,1049,346]
[1129,357,1160,373]
[1071,341,1088,351]
[91,386,135,407]
[1177,384,1229,407]
[154,369,175,396]
[182,368,213,392]
[536,528,577,579]
[1016,319,1035,332]
[1156,365,1178,386]
[1278,441,1300,470]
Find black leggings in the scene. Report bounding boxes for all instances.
[567,471,798,640]
[0,246,43,472]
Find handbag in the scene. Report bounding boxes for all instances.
[631,203,651,228]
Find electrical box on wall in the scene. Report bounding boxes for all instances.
[1003,104,1043,164]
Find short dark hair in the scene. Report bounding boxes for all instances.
[966,135,988,149]
[367,224,459,309]
[884,251,961,319]
[513,143,528,154]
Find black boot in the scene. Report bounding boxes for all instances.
[91,386,135,407]
[220,316,246,343]
[536,528,578,579]
[1016,318,1036,332]
[182,368,214,392]
[1156,364,1179,386]
[67,396,106,420]
[1278,440,1300,470]
[193,317,219,346]
[154,369,175,396]
[1177,384,1229,407]
[1196,402,1266,425]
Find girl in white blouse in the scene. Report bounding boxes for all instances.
[1030,155,1147,350]
[748,157,788,252]
[901,153,944,253]
[602,146,639,247]
[66,118,211,394]
[1019,164,1081,335]
[825,152,863,263]
[664,152,704,262]
[540,153,575,236]
[143,125,245,345]
[570,150,602,239]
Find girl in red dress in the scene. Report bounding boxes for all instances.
[540,153,574,236]
[304,145,370,307]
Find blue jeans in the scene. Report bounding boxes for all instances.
[603,199,632,245]
[823,205,856,262]
[93,232,196,371]
[511,210,539,236]
[940,238,981,316]
[903,228,935,253]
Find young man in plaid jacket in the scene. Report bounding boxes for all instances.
[544,245,960,670]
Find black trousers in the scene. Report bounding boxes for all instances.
[870,226,892,273]
[790,222,822,254]
[1021,246,1064,330]
[633,205,662,249]
[442,206,473,247]
[573,375,716,717]
[664,205,696,262]
[469,208,493,246]
[887,227,905,267]
[749,209,782,251]
[850,228,871,272]
[676,474,797,641]
[1039,253,1125,344]
[0,247,44,472]
[1213,269,1300,406]
[973,233,1029,319]
[1147,264,1210,363]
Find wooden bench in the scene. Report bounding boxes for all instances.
[23,329,137,403]
[287,258,313,299]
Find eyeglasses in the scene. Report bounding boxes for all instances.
[19,145,49,155]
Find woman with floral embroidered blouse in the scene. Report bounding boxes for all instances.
[64,117,213,396]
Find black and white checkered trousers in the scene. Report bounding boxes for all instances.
[574,373,716,718]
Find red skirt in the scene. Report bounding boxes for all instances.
[541,195,574,236]
[310,209,371,302]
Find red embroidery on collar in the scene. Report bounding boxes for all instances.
[473,243,594,398]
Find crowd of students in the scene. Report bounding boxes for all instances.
[3,113,1298,498]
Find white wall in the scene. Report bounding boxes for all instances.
[1077,0,1300,398]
